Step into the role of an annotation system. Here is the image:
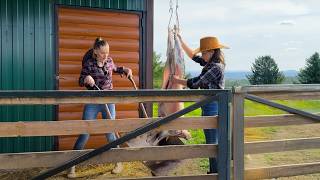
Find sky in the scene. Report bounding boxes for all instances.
[154,0,320,72]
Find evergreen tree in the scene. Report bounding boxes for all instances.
[247,55,284,85]
[298,52,320,84]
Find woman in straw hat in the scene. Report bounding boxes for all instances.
[173,34,229,174]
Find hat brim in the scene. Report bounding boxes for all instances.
[193,44,230,54]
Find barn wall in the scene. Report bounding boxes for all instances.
[0,0,150,153]
[57,7,141,150]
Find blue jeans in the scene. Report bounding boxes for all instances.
[73,104,117,150]
[201,101,218,173]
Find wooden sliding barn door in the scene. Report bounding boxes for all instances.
[57,7,141,150]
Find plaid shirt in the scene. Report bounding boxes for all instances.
[79,49,124,90]
[187,56,225,89]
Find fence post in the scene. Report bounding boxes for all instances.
[232,90,245,180]
[217,92,231,180]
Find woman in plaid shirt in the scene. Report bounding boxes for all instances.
[68,37,132,178]
[173,35,229,174]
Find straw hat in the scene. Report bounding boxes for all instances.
[193,36,229,54]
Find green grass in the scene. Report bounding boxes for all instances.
[152,102,201,117]
[245,100,320,141]
[154,100,320,117]
[153,100,320,143]
[245,100,320,116]
[153,100,320,171]
[199,158,210,171]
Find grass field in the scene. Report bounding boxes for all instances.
[154,100,320,178]
[154,100,320,142]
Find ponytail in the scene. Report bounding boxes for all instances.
[93,37,107,50]
[92,37,108,59]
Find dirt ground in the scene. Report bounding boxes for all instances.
[1,124,320,180]
[245,123,320,180]
[0,160,206,180]
[0,162,151,180]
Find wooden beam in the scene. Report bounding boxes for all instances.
[245,113,319,128]
[0,89,228,105]
[247,92,320,100]
[245,137,320,154]
[217,93,231,180]
[119,174,218,180]
[0,90,229,98]
[234,84,320,94]
[233,85,320,100]
[232,93,245,180]
[0,116,217,137]
[0,96,205,105]
[0,145,217,170]
[245,162,320,180]
[144,0,154,117]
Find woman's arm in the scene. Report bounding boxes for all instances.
[188,65,223,89]
[177,34,194,59]
[123,67,133,78]
[113,63,133,79]
[111,58,132,78]
[173,65,223,89]
[79,62,95,87]
[177,34,207,66]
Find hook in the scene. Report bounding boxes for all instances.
[168,0,174,28]
[168,0,180,30]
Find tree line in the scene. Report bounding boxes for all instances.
[247,52,320,85]
[153,51,320,87]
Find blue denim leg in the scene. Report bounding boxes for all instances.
[74,104,100,150]
[100,103,117,143]
[201,101,218,173]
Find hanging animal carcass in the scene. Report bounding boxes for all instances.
[158,27,191,139]
[126,28,191,176]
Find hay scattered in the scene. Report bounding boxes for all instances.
[0,162,151,180]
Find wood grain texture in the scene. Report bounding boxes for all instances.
[0,117,217,137]
[245,162,320,180]
[245,137,320,154]
[232,94,245,180]
[0,145,217,169]
[57,7,141,150]
[245,113,319,128]
[119,175,218,180]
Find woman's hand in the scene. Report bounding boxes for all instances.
[176,33,194,59]
[176,32,182,40]
[172,75,187,86]
[84,75,95,87]
[123,67,133,79]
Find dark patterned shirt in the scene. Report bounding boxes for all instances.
[187,56,225,89]
[79,49,124,90]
